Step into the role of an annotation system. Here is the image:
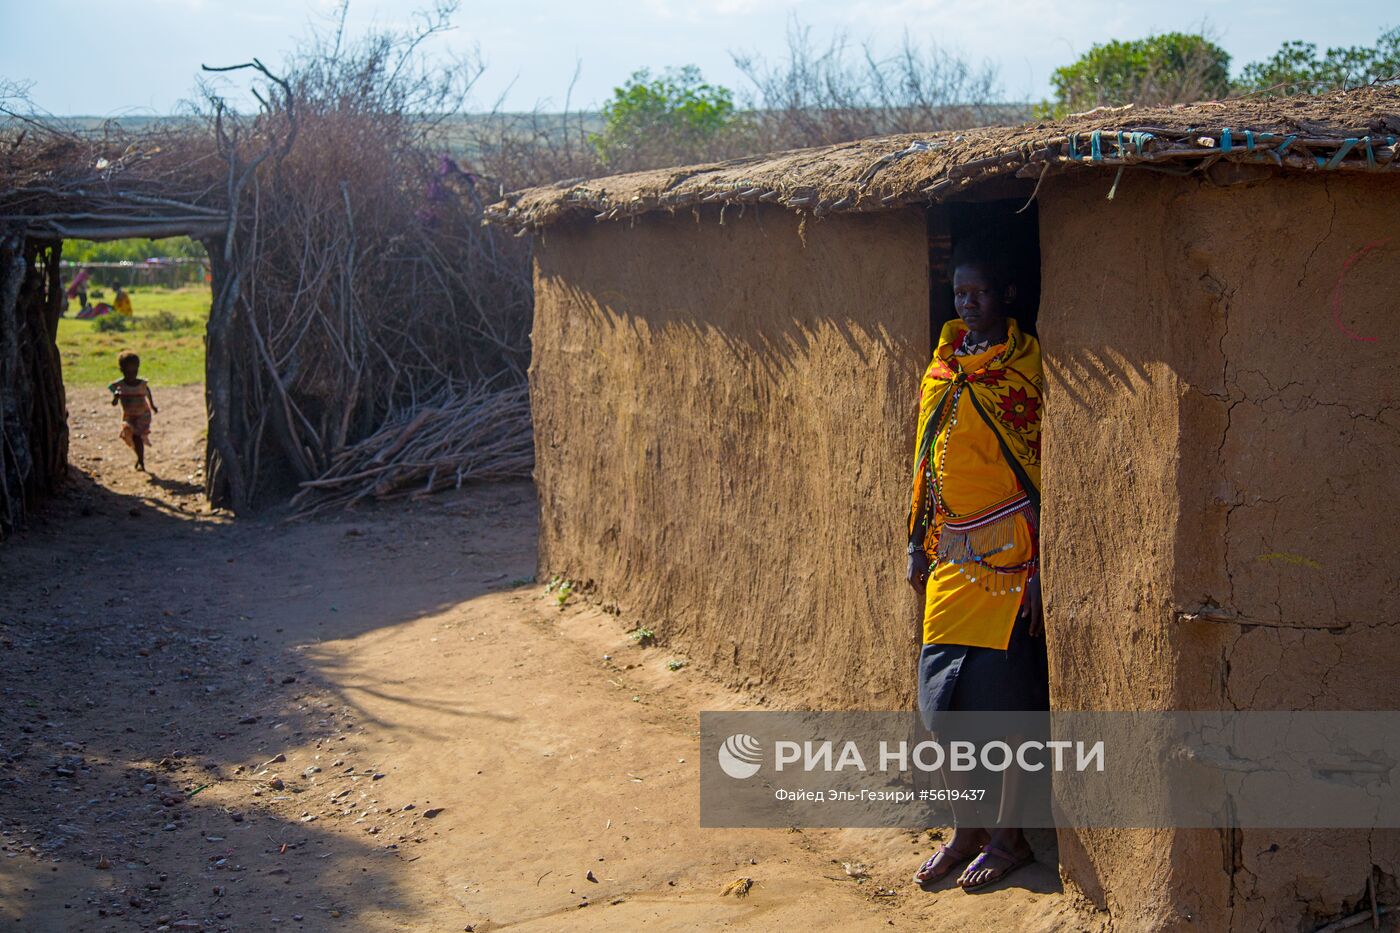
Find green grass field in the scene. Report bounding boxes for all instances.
[57,285,209,387]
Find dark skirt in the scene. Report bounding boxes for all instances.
[917,608,1049,733]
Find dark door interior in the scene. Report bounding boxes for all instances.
[928,197,1041,351]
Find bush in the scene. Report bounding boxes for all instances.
[94,315,131,332]
[464,23,1012,188]
[62,236,207,264]
[137,310,191,332]
[91,310,192,333]
[590,66,738,169]
[732,25,1011,149]
[1237,27,1400,95]
[1044,33,1231,117]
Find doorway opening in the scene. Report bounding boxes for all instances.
[55,236,214,504]
[0,229,220,538]
[920,185,1054,876]
[927,189,1042,351]
[58,237,212,385]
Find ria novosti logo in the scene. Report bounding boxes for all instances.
[718,734,763,779]
[714,734,1106,778]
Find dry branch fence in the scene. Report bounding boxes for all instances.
[198,56,533,514]
[0,45,536,532]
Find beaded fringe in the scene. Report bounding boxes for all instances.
[934,503,1034,595]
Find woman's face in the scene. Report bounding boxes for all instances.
[952,263,1011,335]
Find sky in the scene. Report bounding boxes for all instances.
[1,0,1396,115]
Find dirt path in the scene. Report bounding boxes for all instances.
[0,386,1099,932]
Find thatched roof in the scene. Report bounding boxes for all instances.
[486,87,1400,231]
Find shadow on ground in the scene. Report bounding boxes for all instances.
[0,462,537,931]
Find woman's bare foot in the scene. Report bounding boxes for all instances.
[913,827,988,885]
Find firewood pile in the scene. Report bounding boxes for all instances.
[290,380,531,516]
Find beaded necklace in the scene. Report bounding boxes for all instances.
[925,380,965,519]
[925,328,1009,520]
[918,328,1037,595]
[959,334,993,355]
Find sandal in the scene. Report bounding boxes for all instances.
[913,843,980,885]
[957,844,1035,890]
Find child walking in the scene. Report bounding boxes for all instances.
[109,351,158,471]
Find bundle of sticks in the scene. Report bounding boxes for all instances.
[290,381,532,516]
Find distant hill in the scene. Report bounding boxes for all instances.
[47,112,601,134]
[48,106,1032,140]
[42,106,1035,167]
[47,115,206,132]
[42,112,604,163]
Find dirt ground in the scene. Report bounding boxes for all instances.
[0,385,1102,932]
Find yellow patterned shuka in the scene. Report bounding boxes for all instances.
[909,318,1043,650]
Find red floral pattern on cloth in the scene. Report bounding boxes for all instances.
[995,386,1040,431]
[910,318,1044,544]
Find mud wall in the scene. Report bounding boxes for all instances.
[530,206,928,708]
[531,173,1398,929]
[1039,169,1400,930]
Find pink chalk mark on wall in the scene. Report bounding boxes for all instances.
[1330,239,1391,342]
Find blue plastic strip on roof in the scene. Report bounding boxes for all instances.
[1321,138,1359,169]
[1052,125,1393,172]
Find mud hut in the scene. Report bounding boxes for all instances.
[488,87,1400,930]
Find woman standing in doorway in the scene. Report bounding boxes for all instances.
[907,237,1047,890]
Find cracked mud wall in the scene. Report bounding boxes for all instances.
[1040,170,1400,930]
[530,206,929,708]
[530,173,1395,928]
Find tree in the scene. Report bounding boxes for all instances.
[1237,27,1400,95]
[1045,33,1231,117]
[62,237,208,263]
[589,66,737,168]
[732,24,1009,149]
